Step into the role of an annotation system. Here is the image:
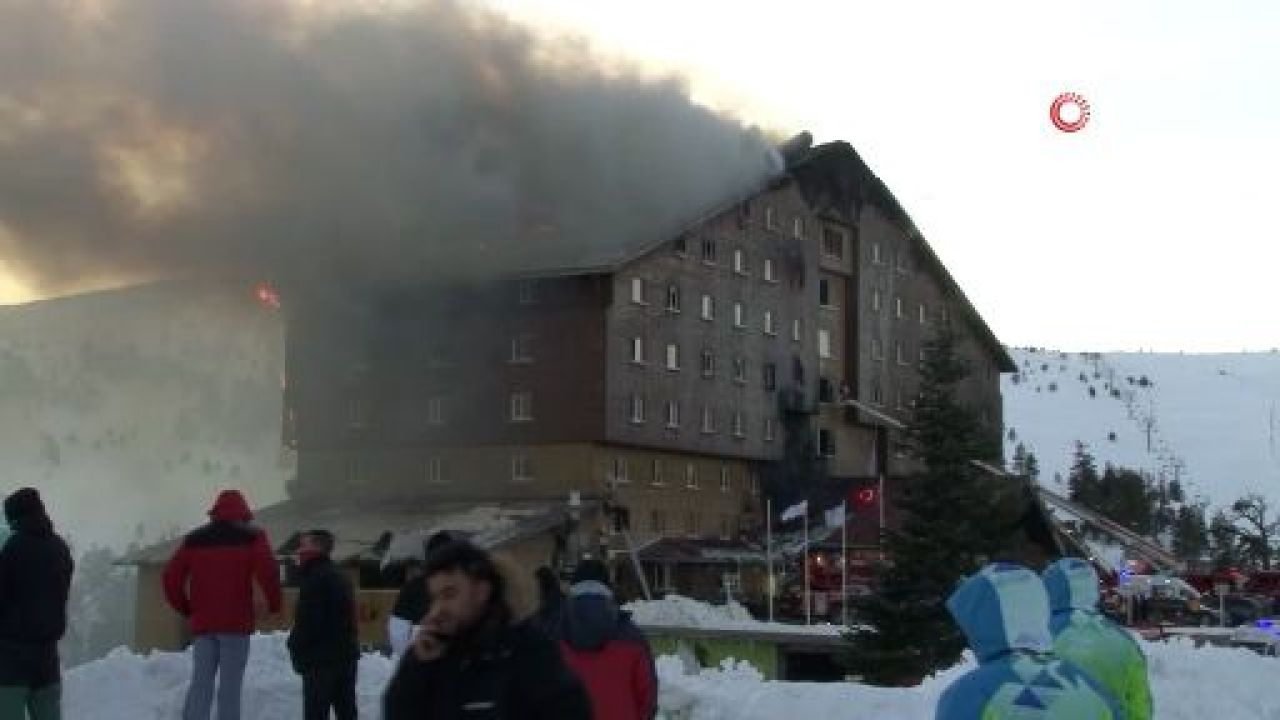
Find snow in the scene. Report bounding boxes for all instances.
[68,633,1280,719]
[1003,348,1280,513]
[626,595,845,636]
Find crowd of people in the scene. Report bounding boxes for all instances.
[0,485,1154,720]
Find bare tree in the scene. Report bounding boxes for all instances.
[1226,494,1279,570]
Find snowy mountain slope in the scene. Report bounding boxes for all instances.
[0,283,290,550]
[1003,347,1280,513]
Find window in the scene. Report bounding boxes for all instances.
[764,418,776,442]
[665,343,680,371]
[792,357,805,384]
[344,458,363,485]
[732,356,747,384]
[701,295,715,321]
[701,406,716,434]
[819,377,835,403]
[666,284,681,313]
[665,400,680,428]
[733,302,745,329]
[510,334,534,363]
[792,217,805,239]
[720,466,731,493]
[684,511,699,536]
[630,276,645,304]
[652,459,666,486]
[819,278,831,307]
[685,463,699,489]
[701,350,715,378]
[673,235,688,255]
[749,471,760,496]
[895,296,904,319]
[919,347,928,367]
[765,206,778,230]
[733,249,747,275]
[517,280,537,305]
[871,338,884,361]
[763,258,776,283]
[427,457,444,484]
[731,411,745,438]
[872,290,882,313]
[897,388,908,410]
[897,250,911,274]
[347,398,366,429]
[818,329,832,358]
[649,509,666,533]
[819,428,835,457]
[511,453,533,482]
[919,303,928,324]
[763,362,777,391]
[720,515,732,540]
[613,456,629,484]
[509,391,533,422]
[701,237,717,264]
[763,311,776,336]
[872,382,884,406]
[895,342,906,366]
[422,396,444,427]
[792,318,802,342]
[872,242,883,264]
[629,394,646,424]
[630,336,644,364]
[941,306,951,326]
[821,227,845,259]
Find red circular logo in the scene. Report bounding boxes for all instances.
[1050,92,1091,133]
[853,487,877,508]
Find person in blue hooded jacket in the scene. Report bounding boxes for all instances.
[1043,558,1153,720]
[937,562,1122,720]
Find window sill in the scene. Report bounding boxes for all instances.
[510,477,536,484]
[508,417,534,424]
[629,418,646,425]
[507,358,534,365]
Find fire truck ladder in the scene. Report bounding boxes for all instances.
[1035,486,1180,574]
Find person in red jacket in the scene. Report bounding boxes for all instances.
[558,560,657,720]
[163,490,282,720]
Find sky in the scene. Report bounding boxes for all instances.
[2,0,1277,353]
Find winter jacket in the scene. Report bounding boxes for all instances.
[558,580,657,720]
[1043,558,1153,720]
[0,489,74,688]
[392,575,428,625]
[162,490,282,635]
[383,610,591,720]
[936,563,1123,720]
[288,555,359,673]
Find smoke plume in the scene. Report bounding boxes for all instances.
[0,0,780,300]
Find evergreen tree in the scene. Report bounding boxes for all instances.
[1210,510,1240,568]
[1067,442,1101,508]
[844,330,1017,685]
[1172,505,1209,564]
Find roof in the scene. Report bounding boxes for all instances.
[122,498,574,566]
[636,537,768,566]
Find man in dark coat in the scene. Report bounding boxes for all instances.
[288,530,360,720]
[388,530,453,659]
[383,540,591,720]
[558,559,657,720]
[0,488,74,720]
[163,489,282,720]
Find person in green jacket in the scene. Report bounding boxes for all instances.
[1042,558,1153,720]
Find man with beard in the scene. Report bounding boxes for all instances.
[382,540,590,719]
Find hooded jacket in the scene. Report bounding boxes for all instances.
[0,488,74,688]
[558,580,657,720]
[1043,558,1153,720]
[162,490,282,635]
[936,563,1122,720]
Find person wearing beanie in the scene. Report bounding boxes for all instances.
[0,487,74,720]
[388,530,455,661]
[558,558,657,720]
[936,562,1121,720]
[163,489,282,720]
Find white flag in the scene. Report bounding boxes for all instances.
[780,500,808,522]
[825,502,846,528]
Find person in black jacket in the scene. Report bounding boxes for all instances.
[288,530,360,720]
[383,540,590,720]
[388,530,454,659]
[0,488,74,720]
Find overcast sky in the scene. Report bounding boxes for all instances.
[489,0,1279,352]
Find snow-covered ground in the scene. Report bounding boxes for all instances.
[65,632,1280,719]
[626,595,844,635]
[1003,348,1280,512]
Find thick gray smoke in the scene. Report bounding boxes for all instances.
[0,0,780,300]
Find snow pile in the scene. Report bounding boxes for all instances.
[65,635,394,720]
[626,595,843,636]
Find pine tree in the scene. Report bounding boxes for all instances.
[844,330,1017,685]
[1067,442,1101,509]
[1172,505,1209,564]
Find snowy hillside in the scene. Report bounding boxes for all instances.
[0,283,291,550]
[1003,348,1280,513]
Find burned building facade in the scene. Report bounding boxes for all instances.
[281,138,1012,582]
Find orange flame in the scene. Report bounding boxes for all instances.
[255,282,281,310]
